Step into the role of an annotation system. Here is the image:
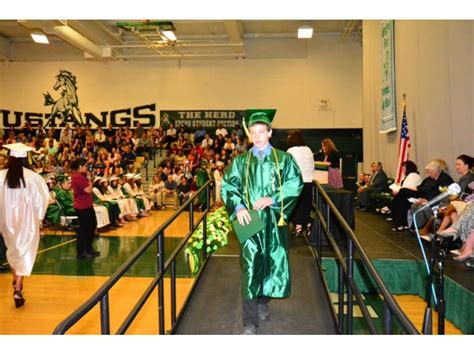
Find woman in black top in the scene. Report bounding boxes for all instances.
[321,138,343,188]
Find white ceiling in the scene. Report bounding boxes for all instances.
[0,20,362,62]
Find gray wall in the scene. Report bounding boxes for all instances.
[362,20,474,178]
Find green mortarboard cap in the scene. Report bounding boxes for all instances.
[57,174,70,183]
[243,109,277,128]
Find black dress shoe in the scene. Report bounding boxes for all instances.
[89,250,101,256]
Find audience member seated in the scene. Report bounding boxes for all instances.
[383,160,422,231]
[92,177,125,227]
[149,175,165,210]
[107,176,139,220]
[356,172,371,188]
[135,131,153,157]
[120,144,136,171]
[165,124,177,146]
[355,161,388,211]
[122,174,150,217]
[162,174,179,209]
[177,176,192,206]
[201,134,213,149]
[133,175,152,213]
[235,137,247,154]
[426,155,474,235]
[411,159,454,232]
[194,124,207,144]
[215,123,228,138]
[437,201,474,261]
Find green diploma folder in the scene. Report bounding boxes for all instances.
[232,210,266,244]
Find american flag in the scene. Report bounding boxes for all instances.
[395,104,411,184]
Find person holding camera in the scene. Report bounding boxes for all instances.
[71,159,99,260]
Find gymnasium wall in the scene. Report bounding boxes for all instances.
[362,20,474,178]
[0,33,362,131]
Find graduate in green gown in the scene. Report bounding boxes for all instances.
[221,109,303,334]
[45,177,62,226]
[195,159,210,209]
[54,176,77,216]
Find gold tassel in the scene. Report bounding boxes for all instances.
[242,118,252,143]
[278,216,286,226]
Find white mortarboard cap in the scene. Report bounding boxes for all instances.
[133,174,142,180]
[3,143,34,158]
[125,173,135,179]
[109,176,119,181]
[93,176,101,183]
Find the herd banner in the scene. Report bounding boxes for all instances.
[159,110,245,132]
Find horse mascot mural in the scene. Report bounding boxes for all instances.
[43,70,84,127]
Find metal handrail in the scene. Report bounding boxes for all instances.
[53,180,213,335]
[312,180,419,334]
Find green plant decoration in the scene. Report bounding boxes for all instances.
[185,206,231,274]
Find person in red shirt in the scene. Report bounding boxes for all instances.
[70,159,99,259]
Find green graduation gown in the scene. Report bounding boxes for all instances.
[221,147,303,300]
[54,187,77,216]
[45,191,61,226]
[195,167,210,205]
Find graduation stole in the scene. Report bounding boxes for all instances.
[245,148,286,226]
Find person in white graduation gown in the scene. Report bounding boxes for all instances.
[0,143,49,308]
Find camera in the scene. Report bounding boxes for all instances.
[88,164,93,172]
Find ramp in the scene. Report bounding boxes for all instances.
[174,239,338,334]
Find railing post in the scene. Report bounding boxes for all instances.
[157,231,165,334]
[383,300,393,334]
[171,260,177,327]
[317,223,322,263]
[437,258,445,335]
[203,215,208,260]
[326,204,331,237]
[202,185,210,260]
[346,238,354,334]
[313,184,322,263]
[189,200,194,231]
[145,158,149,181]
[337,263,345,334]
[100,293,110,334]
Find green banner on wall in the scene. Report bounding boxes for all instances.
[159,110,245,131]
[380,20,397,134]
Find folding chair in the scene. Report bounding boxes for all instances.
[56,200,79,234]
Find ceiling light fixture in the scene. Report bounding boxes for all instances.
[31,32,49,44]
[297,26,313,39]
